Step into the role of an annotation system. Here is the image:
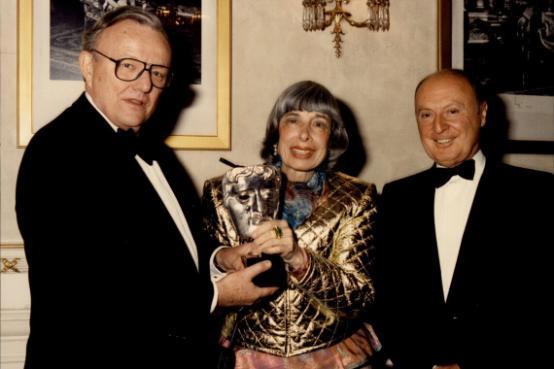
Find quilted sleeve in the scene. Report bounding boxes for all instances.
[293,180,378,320]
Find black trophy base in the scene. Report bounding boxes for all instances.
[246,254,287,288]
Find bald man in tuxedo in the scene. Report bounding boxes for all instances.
[376,69,553,369]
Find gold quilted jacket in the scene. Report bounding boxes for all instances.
[202,171,377,357]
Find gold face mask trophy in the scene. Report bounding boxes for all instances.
[222,165,287,288]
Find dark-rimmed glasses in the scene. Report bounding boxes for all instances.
[90,49,172,89]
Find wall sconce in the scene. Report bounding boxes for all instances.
[302,0,390,57]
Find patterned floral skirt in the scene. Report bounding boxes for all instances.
[233,323,380,369]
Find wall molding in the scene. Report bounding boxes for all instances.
[0,244,24,249]
[0,245,27,273]
[1,309,30,369]
[0,335,27,369]
[1,309,30,337]
[1,243,30,369]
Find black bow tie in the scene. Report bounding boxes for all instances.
[431,160,475,188]
[116,128,155,165]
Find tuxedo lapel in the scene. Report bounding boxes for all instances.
[420,170,448,305]
[389,169,446,304]
[153,151,206,271]
[446,164,492,305]
[77,95,201,274]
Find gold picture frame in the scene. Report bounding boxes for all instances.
[17,0,231,150]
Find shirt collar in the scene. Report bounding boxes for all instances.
[473,150,486,177]
[85,92,119,132]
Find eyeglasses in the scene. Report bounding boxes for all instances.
[90,49,172,89]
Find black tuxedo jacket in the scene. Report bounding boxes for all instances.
[377,161,553,369]
[16,94,216,369]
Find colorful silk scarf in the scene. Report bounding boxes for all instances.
[281,170,326,229]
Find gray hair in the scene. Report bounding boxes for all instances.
[82,6,169,51]
[260,80,349,170]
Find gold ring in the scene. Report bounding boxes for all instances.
[273,226,283,239]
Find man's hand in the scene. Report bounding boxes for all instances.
[215,243,256,272]
[216,260,279,307]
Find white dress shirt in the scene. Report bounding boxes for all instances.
[434,151,485,300]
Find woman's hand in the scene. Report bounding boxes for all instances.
[215,243,258,272]
[250,220,308,273]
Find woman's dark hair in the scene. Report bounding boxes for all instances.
[260,80,349,170]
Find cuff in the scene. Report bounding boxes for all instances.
[209,246,229,313]
[210,245,229,278]
[210,279,219,313]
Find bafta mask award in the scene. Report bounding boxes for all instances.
[222,164,287,288]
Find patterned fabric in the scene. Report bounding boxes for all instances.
[202,172,378,357]
[282,170,326,229]
[234,324,377,369]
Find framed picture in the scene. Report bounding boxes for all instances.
[17,0,231,150]
[438,0,554,154]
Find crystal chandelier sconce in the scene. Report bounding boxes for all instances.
[302,0,390,57]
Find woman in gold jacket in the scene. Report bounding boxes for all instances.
[202,80,379,369]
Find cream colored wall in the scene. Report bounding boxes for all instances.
[183,0,437,191]
[1,1,553,367]
[2,1,551,245]
[1,0,23,245]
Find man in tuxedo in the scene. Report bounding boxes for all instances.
[16,7,276,369]
[377,69,553,369]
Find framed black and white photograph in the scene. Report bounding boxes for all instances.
[439,0,554,153]
[18,0,230,149]
[50,1,202,83]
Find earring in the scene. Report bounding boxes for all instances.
[273,143,278,157]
